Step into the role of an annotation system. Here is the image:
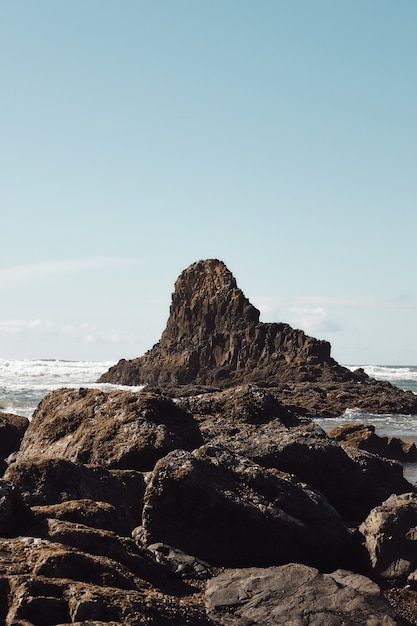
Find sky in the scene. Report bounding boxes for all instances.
[1,0,416,366]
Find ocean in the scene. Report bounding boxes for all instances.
[1,359,417,481]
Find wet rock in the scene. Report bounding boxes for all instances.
[360,493,417,583]
[205,563,401,625]
[327,422,417,462]
[15,388,203,471]
[138,445,361,571]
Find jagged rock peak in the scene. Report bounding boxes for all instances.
[174,259,239,299]
[99,259,349,388]
[159,259,259,345]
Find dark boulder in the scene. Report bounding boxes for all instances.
[138,445,362,572]
[0,479,36,536]
[0,412,29,475]
[177,385,414,522]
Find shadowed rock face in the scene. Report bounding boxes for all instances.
[98,259,417,417]
[99,259,350,387]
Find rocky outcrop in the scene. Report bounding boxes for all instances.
[2,382,416,623]
[4,458,146,534]
[15,388,203,471]
[137,445,362,571]
[98,259,417,416]
[177,385,413,521]
[360,493,417,583]
[0,536,210,625]
[328,422,417,462]
[205,564,401,625]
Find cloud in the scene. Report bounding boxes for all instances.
[252,294,417,317]
[0,257,144,287]
[288,307,342,333]
[0,319,140,345]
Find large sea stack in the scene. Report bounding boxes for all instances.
[99,259,417,417]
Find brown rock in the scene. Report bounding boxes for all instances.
[0,412,29,475]
[138,445,362,571]
[327,422,417,462]
[360,493,417,583]
[0,537,211,625]
[205,564,401,625]
[98,259,417,416]
[31,499,131,536]
[0,479,36,536]
[15,388,203,471]
[98,259,344,387]
[4,458,145,533]
[177,385,414,522]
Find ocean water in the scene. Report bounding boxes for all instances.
[1,360,417,481]
[0,359,143,419]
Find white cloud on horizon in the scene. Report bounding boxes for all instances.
[0,257,144,286]
[0,319,140,345]
[253,294,417,313]
[288,307,342,334]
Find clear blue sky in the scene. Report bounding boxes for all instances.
[1,0,416,365]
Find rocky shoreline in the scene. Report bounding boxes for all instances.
[2,259,417,624]
[1,385,417,624]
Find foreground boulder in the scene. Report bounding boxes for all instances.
[178,385,414,522]
[360,493,417,583]
[205,564,401,625]
[98,259,417,416]
[137,445,363,572]
[0,536,211,625]
[15,388,203,471]
[327,422,417,462]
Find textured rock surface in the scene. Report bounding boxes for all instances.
[360,493,417,583]
[177,385,414,522]
[15,388,203,471]
[205,564,401,625]
[0,479,36,536]
[0,537,211,625]
[327,422,417,461]
[0,412,29,475]
[98,260,417,416]
[2,381,415,622]
[4,458,146,533]
[138,445,362,571]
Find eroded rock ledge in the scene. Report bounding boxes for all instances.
[98,259,417,416]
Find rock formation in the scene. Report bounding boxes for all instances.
[328,422,417,462]
[205,564,401,626]
[3,260,417,623]
[98,259,417,416]
[2,384,417,623]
